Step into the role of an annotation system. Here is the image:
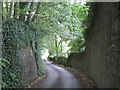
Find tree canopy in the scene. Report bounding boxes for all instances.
[30,2,89,57]
[2,1,90,63]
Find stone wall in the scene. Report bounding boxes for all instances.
[19,46,38,86]
[68,2,119,88]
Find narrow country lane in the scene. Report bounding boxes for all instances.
[33,60,80,88]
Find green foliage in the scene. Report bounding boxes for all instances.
[2,18,46,88]
[32,2,89,58]
[0,58,18,88]
[2,19,28,88]
[50,56,69,67]
[0,58,10,68]
[40,60,46,75]
[68,32,86,53]
[2,13,47,88]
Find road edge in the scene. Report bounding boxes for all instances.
[26,72,48,88]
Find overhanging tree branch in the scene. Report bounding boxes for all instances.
[26,2,34,24]
[31,2,40,22]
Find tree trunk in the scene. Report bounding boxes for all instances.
[26,2,34,24]
[55,34,58,56]
[9,2,13,18]
[19,2,28,21]
[2,2,4,21]
[33,32,45,76]
[31,2,40,22]
[61,41,62,51]
[14,2,18,19]
[6,3,9,19]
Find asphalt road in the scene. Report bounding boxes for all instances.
[34,60,80,88]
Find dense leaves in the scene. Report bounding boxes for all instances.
[0,58,19,88]
[31,2,89,57]
[2,2,89,56]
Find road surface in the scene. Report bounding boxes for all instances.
[33,60,80,88]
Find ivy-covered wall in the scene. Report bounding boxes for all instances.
[2,18,45,88]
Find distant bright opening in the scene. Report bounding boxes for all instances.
[41,49,49,59]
